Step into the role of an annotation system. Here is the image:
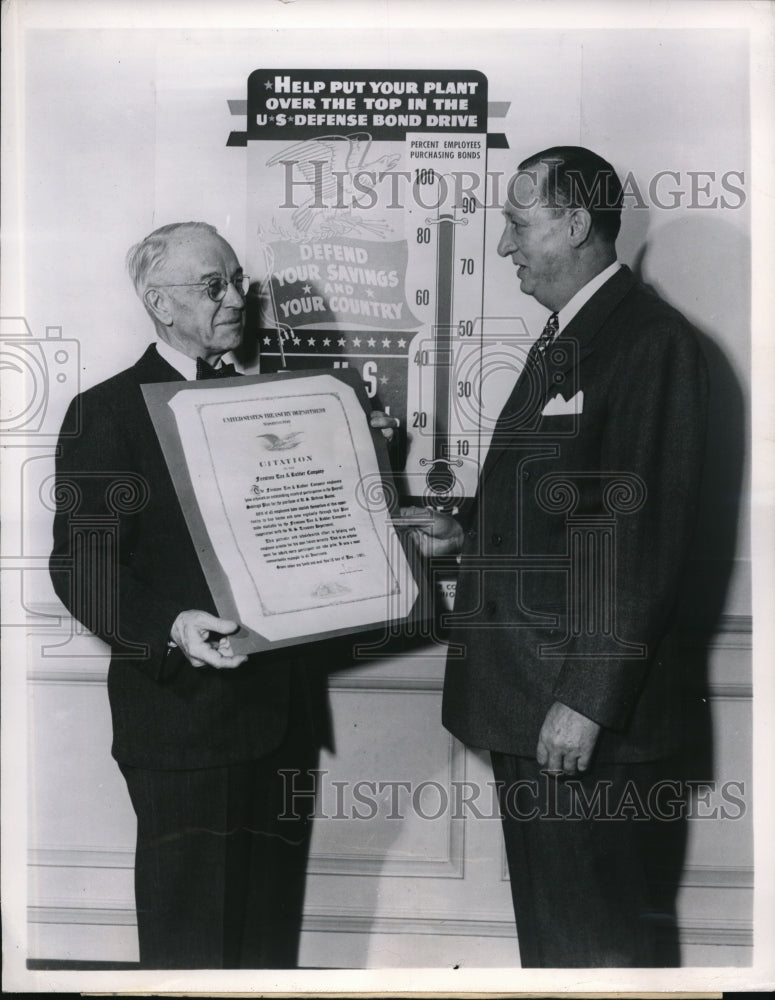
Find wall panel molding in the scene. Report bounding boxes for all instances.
[30,847,133,870]
[26,606,753,686]
[677,919,752,948]
[328,674,443,692]
[679,865,753,889]
[28,667,754,702]
[29,903,136,928]
[28,899,753,950]
[681,614,753,651]
[308,721,466,878]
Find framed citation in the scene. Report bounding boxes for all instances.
[142,367,420,654]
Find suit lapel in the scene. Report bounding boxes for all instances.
[131,343,187,385]
[479,266,637,486]
[548,264,636,378]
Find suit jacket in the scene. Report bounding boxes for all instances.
[442,266,708,762]
[50,344,325,770]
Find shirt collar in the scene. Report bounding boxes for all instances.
[155,340,239,381]
[556,260,622,333]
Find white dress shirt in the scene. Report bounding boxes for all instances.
[155,340,240,380]
[556,260,622,334]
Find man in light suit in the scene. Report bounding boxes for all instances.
[407,147,708,967]
[49,221,396,969]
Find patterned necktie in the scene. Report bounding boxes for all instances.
[530,312,560,364]
[195,357,238,380]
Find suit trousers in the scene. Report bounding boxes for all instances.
[490,752,682,968]
[120,711,319,969]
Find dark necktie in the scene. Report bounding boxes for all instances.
[528,311,560,366]
[195,357,238,380]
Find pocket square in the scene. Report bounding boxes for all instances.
[541,390,584,416]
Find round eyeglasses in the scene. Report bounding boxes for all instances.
[154,275,251,302]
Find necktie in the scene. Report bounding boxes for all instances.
[195,357,238,380]
[529,312,560,366]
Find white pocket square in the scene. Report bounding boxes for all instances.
[541,390,584,416]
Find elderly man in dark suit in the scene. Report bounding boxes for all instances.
[49,221,395,969]
[406,147,708,967]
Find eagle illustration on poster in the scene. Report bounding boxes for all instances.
[231,68,504,509]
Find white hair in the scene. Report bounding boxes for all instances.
[125,222,219,298]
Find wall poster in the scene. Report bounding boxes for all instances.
[239,69,495,510]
